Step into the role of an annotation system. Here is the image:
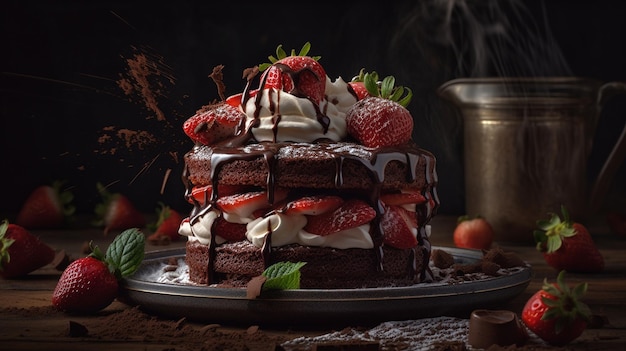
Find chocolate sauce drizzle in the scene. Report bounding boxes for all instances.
[183,63,440,285]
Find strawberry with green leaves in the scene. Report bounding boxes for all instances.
[534,206,604,273]
[52,228,145,314]
[521,271,591,346]
[147,202,184,243]
[258,42,326,104]
[0,220,56,278]
[345,71,414,148]
[93,183,146,236]
[16,181,75,229]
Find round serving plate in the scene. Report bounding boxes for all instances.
[119,247,531,328]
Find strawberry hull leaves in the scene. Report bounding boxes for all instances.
[521,271,591,346]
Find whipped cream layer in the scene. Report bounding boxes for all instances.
[244,76,356,143]
[178,209,374,249]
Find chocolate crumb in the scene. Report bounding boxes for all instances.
[432,249,455,269]
[67,320,89,337]
[312,341,380,351]
[431,341,468,351]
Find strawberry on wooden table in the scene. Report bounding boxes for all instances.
[0,220,56,279]
[453,215,494,250]
[15,180,75,229]
[345,71,413,148]
[93,182,146,236]
[521,271,592,346]
[534,206,604,273]
[147,202,184,244]
[52,228,145,314]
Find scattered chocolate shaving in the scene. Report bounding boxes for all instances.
[51,249,71,271]
[209,64,227,101]
[246,275,267,299]
[67,320,89,337]
[432,249,455,269]
[243,66,260,81]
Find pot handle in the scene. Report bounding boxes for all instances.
[589,82,626,213]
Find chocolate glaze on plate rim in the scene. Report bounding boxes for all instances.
[119,247,531,328]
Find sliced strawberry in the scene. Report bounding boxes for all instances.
[382,205,418,249]
[16,181,75,229]
[216,188,288,218]
[187,184,248,205]
[283,195,344,216]
[213,217,247,241]
[380,191,426,207]
[183,102,245,145]
[303,199,376,236]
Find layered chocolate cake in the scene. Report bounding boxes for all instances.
[178,44,439,289]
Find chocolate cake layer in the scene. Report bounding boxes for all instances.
[186,239,427,289]
[184,141,437,191]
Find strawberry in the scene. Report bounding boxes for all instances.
[521,271,591,346]
[187,184,249,206]
[345,72,414,148]
[183,101,245,145]
[0,220,56,278]
[225,90,258,108]
[147,202,184,243]
[258,42,326,104]
[213,217,247,241]
[534,206,604,273]
[381,205,418,249]
[348,68,372,100]
[283,195,344,216]
[93,183,146,236]
[380,191,426,207]
[15,181,75,229]
[303,199,376,236]
[216,188,288,218]
[52,228,145,314]
[453,215,494,250]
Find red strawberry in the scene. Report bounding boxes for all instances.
[225,90,258,108]
[213,217,247,241]
[303,199,376,236]
[52,228,145,314]
[259,42,326,104]
[521,271,591,346]
[183,102,245,145]
[15,181,75,229]
[348,68,373,100]
[216,188,288,218]
[345,73,414,148]
[187,184,249,206]
[381,205,418,249]
[147,203,184,243]
[93,183,146,236]
[0,220,56,278]
[534,206,604,273]
[283,195,344,216]
[453,215,494,250]
[380,191,426,207]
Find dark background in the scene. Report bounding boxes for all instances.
[1,0,625,219]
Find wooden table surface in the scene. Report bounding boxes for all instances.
[1,215,625,350]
